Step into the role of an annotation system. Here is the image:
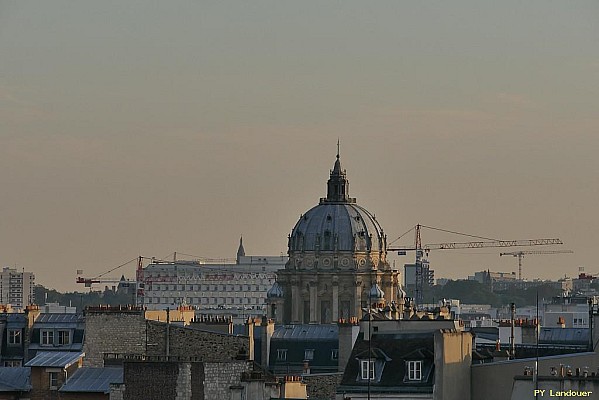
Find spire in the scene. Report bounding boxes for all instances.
[333,139,342,174]
[323,142,354,203]
[236,236,245,264]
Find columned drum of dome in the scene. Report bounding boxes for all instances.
[273,151,402,324]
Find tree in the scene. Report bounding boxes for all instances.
[34,285,135,312]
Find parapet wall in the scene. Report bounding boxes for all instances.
[83,308,147,367]
[146,320,249,361]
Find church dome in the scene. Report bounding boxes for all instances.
[288,150,386,254]
[289,203,385,253]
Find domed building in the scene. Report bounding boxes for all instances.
[273,150,402,324]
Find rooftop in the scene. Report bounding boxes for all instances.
[35,313,83,324]
[272,324,338,340]
[60,367,123,393]
[25,351,84,368]
[0,367,30,392]
[339,332,435,392]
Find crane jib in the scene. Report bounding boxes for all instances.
[421,238,563,251]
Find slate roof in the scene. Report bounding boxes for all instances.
[539,328,589,345]
[269,325,339,374]
[35,313,82,324]
[338,332,435,394]
[60,367,123,393]
[0,367,31,392]
[25,351,84,368]
[469,326,499,343]
[0,313,28,324]
[272,324,338,340]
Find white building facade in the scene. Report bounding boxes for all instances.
[0,267,35,310]
[140,239,287,315]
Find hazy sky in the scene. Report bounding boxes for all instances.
[1,1,598,292]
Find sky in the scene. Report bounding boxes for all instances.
[1,1,598,292]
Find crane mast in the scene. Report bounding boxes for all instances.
[500,250,574,280]
[388,224,564,307]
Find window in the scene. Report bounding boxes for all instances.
[407,360,422,381]
[4,360,21,367]
[360,360,375,380]
[8,329,21,345]
[304,349,314,360]
[49,371,59,389]
[277,349,288,361]
[331,349,339,360]
[41,330,54,346]
[58,330,70,345]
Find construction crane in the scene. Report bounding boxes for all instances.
[387,224,564,306]
[76,276,130,288]
[500,250,574,280]
[76,256,152,306]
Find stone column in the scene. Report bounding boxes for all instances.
[309,282,317,324]
[291,283,300,323]
[383,274,394,305]
[354,280,362,319]
[332,282,339,323]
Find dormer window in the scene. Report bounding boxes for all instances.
[8,329,21,345]
[305,349,315,360]
[41,330,54,346]
[58,330,71,345]
[407,360,422,381]
[360,360,375,380]
[355,348,390,382]
[277,349,288,361]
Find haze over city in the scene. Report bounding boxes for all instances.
[1,1,598,292]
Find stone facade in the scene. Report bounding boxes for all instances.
[109,383,125,400]
[145,320,249,360]
[203,362,251,400]
[121,359,279,400]
[123,361,179,400]
[82,307,251,367]
[303,373,343,400]
[83,307,147,367]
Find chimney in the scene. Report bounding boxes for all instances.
[244,318,255,361]
[557,316,565,328]
[338,317,360,372]
[303,360,310,375]
[260,316,274,369]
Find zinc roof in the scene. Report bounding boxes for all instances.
[60,367,123,393]
[0,367,31,391]
[25,351,84,368]
[272,324,338,340]
[35,313,82,324]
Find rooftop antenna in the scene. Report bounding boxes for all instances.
[337,138,340,159]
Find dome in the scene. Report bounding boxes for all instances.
[289,203,385,252]
[288,150,386,254]
[267,281,284,298]
[369,283,385,301]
